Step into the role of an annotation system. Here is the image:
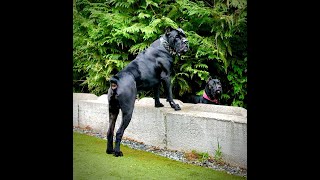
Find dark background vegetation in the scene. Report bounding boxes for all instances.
[73,0,247,108]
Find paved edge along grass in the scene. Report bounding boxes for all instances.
[73,132,246,180]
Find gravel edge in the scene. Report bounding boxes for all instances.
[73,127,247,177]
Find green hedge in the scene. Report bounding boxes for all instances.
[73,0,247,108]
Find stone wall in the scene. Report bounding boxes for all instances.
[73,93,247,168]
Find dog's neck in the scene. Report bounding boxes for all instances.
[203,91,219,104]
[160,36,176,56]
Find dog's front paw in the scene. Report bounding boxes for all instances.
[155,102,164,108]
[173,104,181,111]
[114,151,123,157]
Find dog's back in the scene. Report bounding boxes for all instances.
[182,94,202,104]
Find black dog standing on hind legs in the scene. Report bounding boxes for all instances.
[106,27,189,157]
[182,77,223,105]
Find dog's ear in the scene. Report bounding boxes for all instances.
[206,76,212,83]
[165,27,174,35]
[176,28,186,36]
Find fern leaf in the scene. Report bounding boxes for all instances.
[128,42,150,55]
[137,12,151,19]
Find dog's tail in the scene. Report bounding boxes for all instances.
[110,75,119,90]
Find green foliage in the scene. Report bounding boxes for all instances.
[198,152,210,163]
[214,140,223,163]
[189,150,210,163]
[73,0,247,108]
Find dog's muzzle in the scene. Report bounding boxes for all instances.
[215,86,222,96]
[180,38,189,53]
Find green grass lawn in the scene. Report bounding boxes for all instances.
[73,132,246,180]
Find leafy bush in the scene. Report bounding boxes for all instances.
[73,0,247,108]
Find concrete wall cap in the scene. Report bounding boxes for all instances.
[73,93,98,101]
[97,94,108,103]
[168,110,247,124]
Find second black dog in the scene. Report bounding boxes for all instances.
[106,27,189,157]
[182,77,223,105]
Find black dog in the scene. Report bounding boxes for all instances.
[182,77,222,104]
[106,27,189,157]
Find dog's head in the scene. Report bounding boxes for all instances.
[205,77,223,103]
[162,27,189,56]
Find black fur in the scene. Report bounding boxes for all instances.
[106,27,189,157]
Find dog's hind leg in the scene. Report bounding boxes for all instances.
[106,105,119,154]
[113,109,133,157]
[113,87,137,157]
[154,84,164,107]
[106,88,120,154]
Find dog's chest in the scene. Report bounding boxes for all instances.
[136,61,171,90]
